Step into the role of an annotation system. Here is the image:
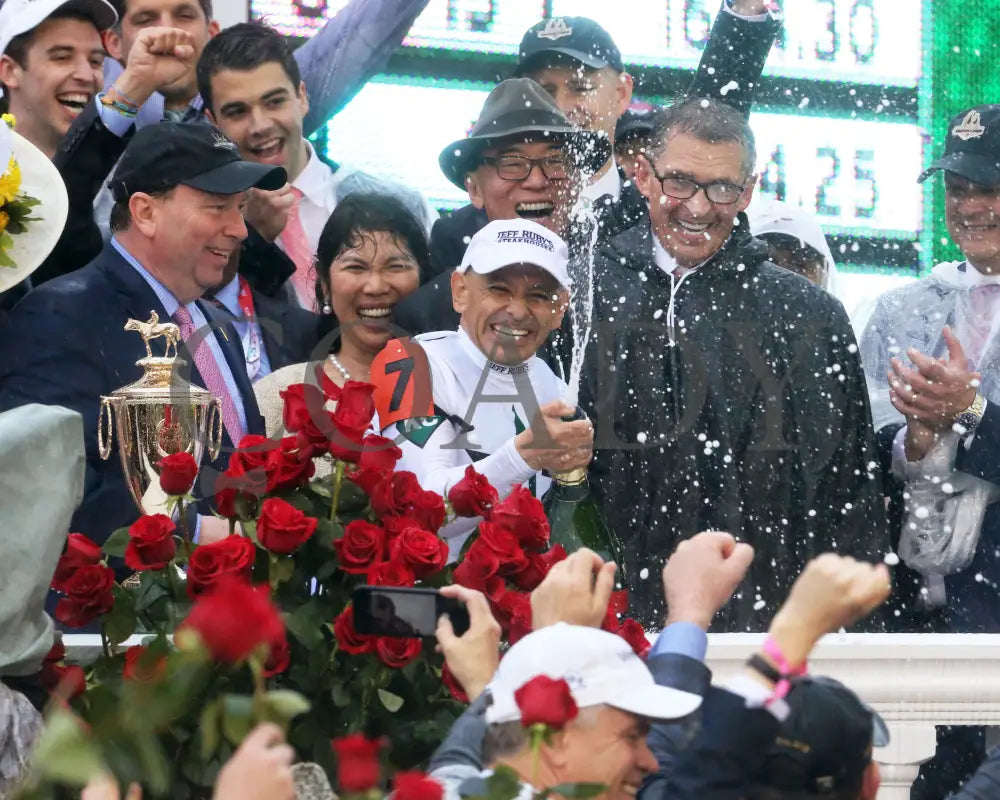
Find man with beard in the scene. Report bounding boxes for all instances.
[585,97,888,630]
[426,1,781,278]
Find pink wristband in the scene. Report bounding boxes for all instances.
[762,635,808,703]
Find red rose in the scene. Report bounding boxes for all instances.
[187,535,257,597]
[54,564,115,628]
[332,380,377,432]
[370,471,422,519]
[375,636,421,669]
[448,466,499,519]
[366,560,415,587]
[47,664,87,700]
[334,521,387,574]
[327,418,367,464]
[263,632,291,677]
[453,540,502,595]
[510,544,568,592]
[615,618,651,658]
[293,409,336,456]
[123,646,167,683]
[230,435,276,472]
[265,437,315,491]
[441,662,469,704]
[494,590,532,645]
[359,433,402,473]
[333,606,374,655]
[124,514,176,571]
[331,734,381,793]
[477,522,528,577]
[394,772,443,800]
[280,384,326,435]
[179,576,285,663]
[40,639,68,691]
[602,589,630,632]
[157,451,199,496]
[215,455,268,519]
[257,497,317,555]
[514,675,578,729]
[490,486,550,550]
[52,533,103,592]
[347,466,389,496]
[388,526,448,579]
[412,491,446,532]
[381,515,423,540]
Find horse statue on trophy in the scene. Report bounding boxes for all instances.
[124,312,182,359]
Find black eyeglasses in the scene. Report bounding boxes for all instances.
[643,155,747,205]
[481,155,570,181]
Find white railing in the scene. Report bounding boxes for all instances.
[66,633,1000,799]
[707,633,1000,800]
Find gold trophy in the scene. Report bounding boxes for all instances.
[98,312,222,515]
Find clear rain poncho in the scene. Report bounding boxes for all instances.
[860,260,1000,591]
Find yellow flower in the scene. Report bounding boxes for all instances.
[0,156,21,204]
[1,113,14,128]
[0,210,8,236]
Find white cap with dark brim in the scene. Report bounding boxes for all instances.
[484,624,703,725]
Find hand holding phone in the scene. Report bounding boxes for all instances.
[352,586,471,638]
[435,585,502,703]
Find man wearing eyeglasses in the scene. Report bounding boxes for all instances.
[583,96,889,630]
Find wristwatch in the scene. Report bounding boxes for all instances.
[954,393,987,438]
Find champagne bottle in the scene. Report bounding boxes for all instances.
[544,466,626,581]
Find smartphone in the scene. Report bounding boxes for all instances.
[352,585,471,638]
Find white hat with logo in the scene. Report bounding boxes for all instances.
[0,0,118,60]
[458,218,573,290]
[484,623,703,725]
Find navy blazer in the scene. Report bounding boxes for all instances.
[0,243,265,545]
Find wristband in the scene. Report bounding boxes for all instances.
[99,92,138,118]
[108,84,142,108]
[760,635,808,704]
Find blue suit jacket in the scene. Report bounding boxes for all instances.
[0,244,265,545]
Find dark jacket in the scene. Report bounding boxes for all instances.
[234,290,323,372]
[0,244,265,546]
[583,217,889,630]
[396,4,781,338]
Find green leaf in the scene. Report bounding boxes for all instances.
[546,784,607,799]
[484,765,523,800]
[103,585,137,646]
[268,553,296,587]
[330,683,351,708]
[260,689,311,727]
[103,526,131,558]
[377,688,404,712]
[220,694,254,745]
[32,707,105,786]
[132,571,172,617]
[285,599,327,649]
[199,699,222,761]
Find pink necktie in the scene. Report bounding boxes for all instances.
[172,306,245,446]
[965,283,1000,367]
[281,187,318,311]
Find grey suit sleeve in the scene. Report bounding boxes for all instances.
[428,692,490,774]
[295,0,432,137]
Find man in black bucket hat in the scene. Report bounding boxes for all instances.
[424,1,782,281]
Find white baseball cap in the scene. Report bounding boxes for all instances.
[0,0,119,59]
[484,624,702,725]
[458,218,573,290]
[746,197,836,277]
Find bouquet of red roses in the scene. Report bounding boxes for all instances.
[28,378,646,798]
